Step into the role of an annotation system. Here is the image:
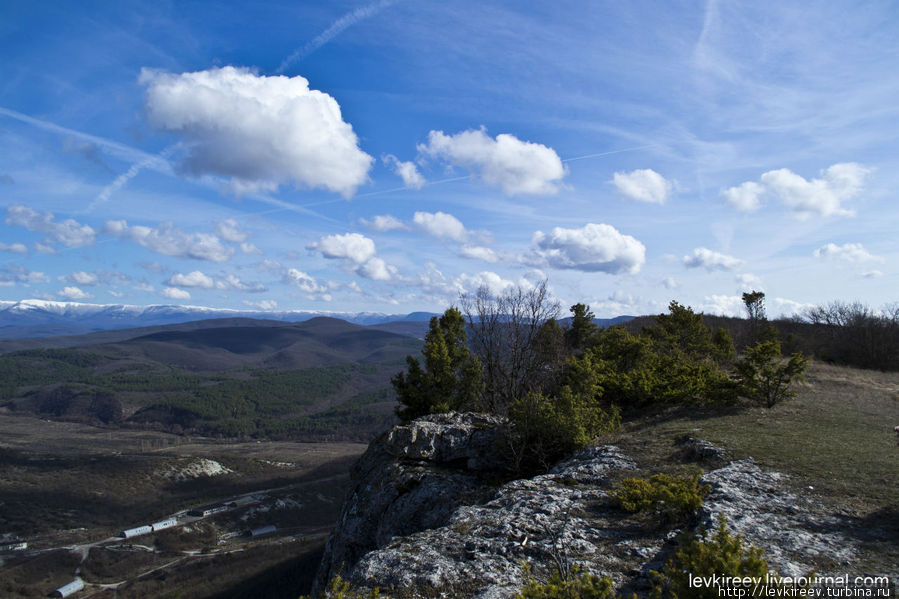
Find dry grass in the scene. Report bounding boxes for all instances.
[609,359,899,574]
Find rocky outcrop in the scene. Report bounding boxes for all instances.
[316,415,871,598]
[346,445,642,598]
[699,458,855,577]
[314,412,508,592]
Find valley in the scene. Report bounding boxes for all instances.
[0,316,422,597]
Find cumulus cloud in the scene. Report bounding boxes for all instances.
[357,257,398,281]
[106,220,232,262]
[455,271,520,297]
[58,286,91,300]
[382,155,425,189]
[530,223,645,274]
[699,295,746,317]
[283,268,331,300]
[5,205,95,247]
[161,287,191,300]
[241,242,263,255]
[683,247,744,271]
[66,271,100,286]
[307,232,376,264]
[360,214,408,232]
[244,299,278,310]
[736,273,764,291]
[417,128,566,195]
[861,270,883,279]
[413,211,468,243]
[723,163,870,219]
[215,274,266,292]
[0,242,28,254]
[722,181,764,212]
[701,295,812,318]
[813,242,882,263]
[611,169,672,204]
[167,270,215,289]
[215,219,248,243]
[0,265,48,286]
[460,245,500,263]
[140,66,372,197]
[662,277,678,290]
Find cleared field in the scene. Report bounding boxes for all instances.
[0,415,366,598]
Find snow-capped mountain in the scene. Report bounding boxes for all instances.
[0,299,433,339]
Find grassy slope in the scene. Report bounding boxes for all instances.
[610,359,899,573]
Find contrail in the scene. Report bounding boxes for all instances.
[0,105,168,169]
[89,144,181,212]
[561,144,659,163]
[276,0,400,74]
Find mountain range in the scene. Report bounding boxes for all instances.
[0,299,437,340]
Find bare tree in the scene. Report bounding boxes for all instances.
[461,280,561,415]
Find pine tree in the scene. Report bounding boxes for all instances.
[391,307,483,422]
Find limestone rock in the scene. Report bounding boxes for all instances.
[316,414,871,598]
[700,458,855,578]
[313,412,508,593]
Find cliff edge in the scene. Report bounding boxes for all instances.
[314,413,867,597]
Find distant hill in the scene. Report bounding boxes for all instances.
[0,299,438,340]
[0,317,425,441]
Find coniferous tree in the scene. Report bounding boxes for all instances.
[565,303,598,352]
[392,307,483,422]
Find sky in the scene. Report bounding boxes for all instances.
[0,0,897,317]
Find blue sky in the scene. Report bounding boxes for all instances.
[1,0,896,317]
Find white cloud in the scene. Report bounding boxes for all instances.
[58,286,91,300]
[140,66,372,197]
[161,287,191,300]
[34,243,57,254]
[0,242,28,254]
[382,154,425,189]
[283,268,331,300]
[683,247,744,271]
[662,277,678,290]
[724,163,870,219]
[360,214,408,232]
[611,169,672,204]
[0,265,48,286]
[215,274,266,292]
[167,270,215,289]
[67,271,100,286]
[701,294,812,318]
[531,223,646,274]
[243,299,278,311]
[307,232,376,264]
[455,271,519,297]
[700,295,745,317]
[812,242,882,263]
[721,181,764,212]
[860,270,883,279]
[5,205,95,247]
[240,242,263,255]
[215,219,248,243]
[413,211,468,243]
[357,257,398,281]
[106,220,233,262]
[736,273,764,291]
[258,259,282,272]
[418,127,566,195]
[460,245,500,263]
